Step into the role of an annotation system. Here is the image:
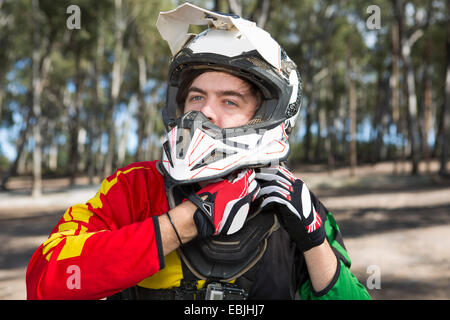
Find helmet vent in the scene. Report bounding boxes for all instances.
[247,117,263,125]
[246,57,272,70]
[190,149,238,171]
[286,103,298,118]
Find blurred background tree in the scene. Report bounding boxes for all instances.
[0,0,449,196]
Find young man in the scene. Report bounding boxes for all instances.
[26,3,370,300]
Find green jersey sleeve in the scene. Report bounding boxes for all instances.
[299,206,371,300]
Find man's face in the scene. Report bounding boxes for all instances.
[183,71,259,128]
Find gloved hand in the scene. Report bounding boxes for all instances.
[255,166,325,252]
[187,169,260,238]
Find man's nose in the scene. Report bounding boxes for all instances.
[199,99,218,125]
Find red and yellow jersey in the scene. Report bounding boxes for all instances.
[26,161,169,300]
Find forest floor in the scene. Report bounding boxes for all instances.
[0,160,449,300]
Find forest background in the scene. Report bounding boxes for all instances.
[0,0,449,192]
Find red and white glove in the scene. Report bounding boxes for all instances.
[187,169,260,238]
[255,166,325,252]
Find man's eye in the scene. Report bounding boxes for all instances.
[190,95,203,102]
[225,100,237,106]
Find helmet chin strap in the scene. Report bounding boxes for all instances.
[178,184,211,217]
[158,160,215,217]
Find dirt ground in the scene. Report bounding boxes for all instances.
[0,160,449,300]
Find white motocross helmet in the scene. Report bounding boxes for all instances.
[156,3,302,186]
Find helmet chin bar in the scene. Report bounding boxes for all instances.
[161,111,290,186]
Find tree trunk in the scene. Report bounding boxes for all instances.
[372,70,388,164]
[31,0,43,197]
[227,0,242,16]
[391,19,401,174]
[402,30,423,175]
[69,48,82,186]
[314,103,323,163]
[85,97,96,184]
[440,1,450,176]
[47,119,58,171]
[348,71,357,176]
[117,120,129,167]
[228,0,271,28]
[96,133,105,179]
[88,23,105,183]
[48,142,58,171]
[325,106,335,175]
[135,53,147,162]
[144,91,159,161]
[104,0,126,177]
[29,0,54,196]
[393,0,425,175]
[422,36,432,173]
[391,21,400,125]
[255,0,270,28]
[303,80,313,163]
[118,95,135,166]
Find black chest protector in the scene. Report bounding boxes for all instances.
[164,175,306,300]
[179,207,278,282]
[178,210,305,299]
